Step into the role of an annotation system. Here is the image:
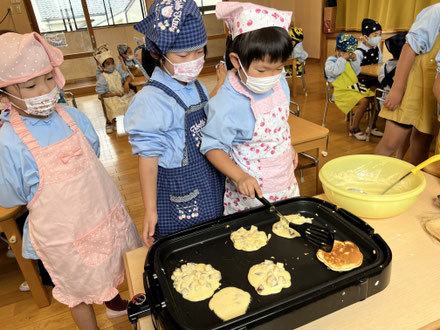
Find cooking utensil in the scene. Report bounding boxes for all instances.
[381,154,440,195]
[257,196,335,252]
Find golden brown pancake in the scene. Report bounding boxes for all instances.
[316,240,363,272]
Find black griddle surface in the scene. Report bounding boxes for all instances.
[145,197,389,329]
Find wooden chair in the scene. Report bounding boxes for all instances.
[0,206,50,308]
[322,81,377,143]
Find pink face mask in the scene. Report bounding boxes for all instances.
[163,56,205,83]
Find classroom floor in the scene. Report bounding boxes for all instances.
[0,59,384,329]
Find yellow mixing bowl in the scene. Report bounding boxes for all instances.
[319,155,426,218]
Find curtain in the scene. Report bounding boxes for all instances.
[335,0,440,31]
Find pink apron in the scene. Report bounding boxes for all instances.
[224,71,299,215]
[10,106,142,308]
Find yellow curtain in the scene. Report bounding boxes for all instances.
[335,0,440,31]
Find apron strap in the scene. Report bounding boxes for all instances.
[194,80,208,103]
[54,105,79,132]
[146,80,188,110]
[9,108,42,154]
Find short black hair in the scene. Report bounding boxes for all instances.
[225,27,293,71]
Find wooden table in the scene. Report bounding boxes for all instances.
[0,206,50,308]
[289,115,329,194]
[124,172,440,330]
[360,63,382,77]
[131,76,148,92]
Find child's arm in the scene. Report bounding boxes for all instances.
[383,44,416,110]
[324,56,347,79]
[209,62,227,98]
[206,149,262,198]
[139,156,158,247]
[118,57,129,72]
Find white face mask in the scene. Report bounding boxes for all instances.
[367,36,381,47]
[126,55,134,61]
[1,86,59,117]
[163,55,205,83]
[103,64,115,73]
[237,57,282,94]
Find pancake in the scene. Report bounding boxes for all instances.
[316,240,363,272]
[171,263,221,301]
[248,260,291,295]
[230,225,271,251]
[272,213,313,239]
[208,287,251,321]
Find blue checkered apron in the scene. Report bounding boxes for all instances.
[146,80,225,239]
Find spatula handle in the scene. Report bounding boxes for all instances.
[411,154,440,174]
[256,195,273,209]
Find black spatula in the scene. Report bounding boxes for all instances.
[257,196,335,252]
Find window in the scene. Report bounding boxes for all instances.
[29,0,146,33]
[194,0,221,15]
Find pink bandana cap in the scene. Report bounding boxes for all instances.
[0,32,65,89]
[216,2,292,40]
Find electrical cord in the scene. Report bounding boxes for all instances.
[0,8,11,25]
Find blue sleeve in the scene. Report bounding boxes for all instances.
[350,57,361,76]
[378,63,386,83]
[200,86,254,155]
[293,43,308,63]
[354,49,364,64]
[63,106,100,157]
[280,75,290,100]
[96,66,103,81]
[0,126,38,208]
[325,57,347,81]
[96,75,109,94]
[116,66,130,83]
[124,88,174,158]
[406,4,440,54]
[379,47,383,63]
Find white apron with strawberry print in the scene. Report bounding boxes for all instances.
[224,71,299,215]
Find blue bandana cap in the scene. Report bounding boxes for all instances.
[134,0,207,54]
[385,31,408,59]
[336,33,358,53]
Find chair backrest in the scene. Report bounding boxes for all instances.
[375,88,388,103]
[289,100,300,117]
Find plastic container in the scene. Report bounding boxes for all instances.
[319,155,426,218]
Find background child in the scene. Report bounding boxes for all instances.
[94,44,134,134]
[376,3,440,165]
[325,33,375,141]
[201,2,299,215]
[377,32,409,158]
[124,0,225,247]
[117,43,143,77]
[287,26,308,77]
[356,18,383,66]
[0,32,141,329]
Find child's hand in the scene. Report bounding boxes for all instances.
[341,52,350,60]
[124,84,130,94]
[349,53,357,61]
[142,211,157,247]
[384,88,404,110]
[293,148,298,169]
[236,173,262,199]
[216,62,227,84]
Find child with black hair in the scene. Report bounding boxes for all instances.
[124,0,225,247]
[355,18,383,66]
[201,2,299,214]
